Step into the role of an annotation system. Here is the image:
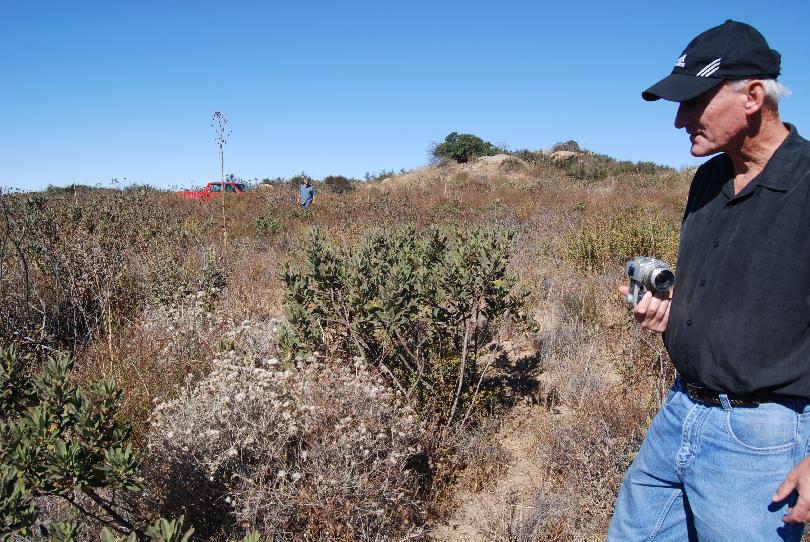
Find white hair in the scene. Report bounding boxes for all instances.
[731,78,791,105]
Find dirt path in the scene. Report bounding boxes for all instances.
[430,341,556,541]
[431,404,550,541]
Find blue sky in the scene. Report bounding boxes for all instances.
[2,1,809,191]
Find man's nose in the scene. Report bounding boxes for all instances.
[674,103,690,129]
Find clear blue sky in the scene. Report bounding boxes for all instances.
[2,1,809,191]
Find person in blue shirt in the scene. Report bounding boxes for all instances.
[297,177,316,210]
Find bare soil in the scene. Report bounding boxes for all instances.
[430,339,560,542]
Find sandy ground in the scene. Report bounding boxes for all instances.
[429,339,554,542]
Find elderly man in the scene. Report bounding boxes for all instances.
[609,20,810,540]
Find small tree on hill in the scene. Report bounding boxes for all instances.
[431,132,500,164]
[552,140,581,152]
[322,175,355,194]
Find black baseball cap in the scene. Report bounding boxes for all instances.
[642,20,781,102]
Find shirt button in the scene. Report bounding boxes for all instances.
[699,279,706,286]
[713,241,720,248]
[683,356,689,364]
[687,319,694,326]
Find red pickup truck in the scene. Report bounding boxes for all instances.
[177,181,247,200]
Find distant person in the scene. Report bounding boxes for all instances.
[297,177,316,210]
[609,20,810,541]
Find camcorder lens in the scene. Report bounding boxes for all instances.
[652,269,675,291]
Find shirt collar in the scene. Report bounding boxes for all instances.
[750,123,806,192]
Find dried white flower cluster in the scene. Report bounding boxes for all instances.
[143,318,427,539]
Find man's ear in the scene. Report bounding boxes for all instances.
[743,80,767,115]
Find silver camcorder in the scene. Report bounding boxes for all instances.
[625,256,674,306]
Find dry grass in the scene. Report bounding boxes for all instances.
[0,155,690,539]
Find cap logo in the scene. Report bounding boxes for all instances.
[675,55,687,68]
[696,58,722,77]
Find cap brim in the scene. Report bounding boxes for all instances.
[642,73,724,102]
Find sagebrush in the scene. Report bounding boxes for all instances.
[281,225,534,427]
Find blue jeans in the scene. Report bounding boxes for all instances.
[608,378,810,541]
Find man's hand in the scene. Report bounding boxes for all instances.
[618,285,672,333]
[774,457,810,523]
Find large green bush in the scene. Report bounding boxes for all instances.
[431,132,500,164]
[0,345,263,541]
[281,225,533,427]
[0,346,140,538]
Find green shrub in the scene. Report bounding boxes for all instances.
[431,132,500,164]
[0,346,259,541]
[0,346,141,538]
[322,175,356,194]
[254,215,285,236]
[552,140,582,152]
[551,152,672,181]
[101,515,263,542]
[566,206,680,271]
[280,225,533,427]
[499,157,526,173]
[427,199,465,222]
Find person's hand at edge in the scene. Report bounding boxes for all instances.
[774,457,810,523]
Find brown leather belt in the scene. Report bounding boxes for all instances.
[684,382,772,407]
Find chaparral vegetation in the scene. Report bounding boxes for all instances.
[1,139,689,541]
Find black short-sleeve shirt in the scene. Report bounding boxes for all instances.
[664,124,810,398]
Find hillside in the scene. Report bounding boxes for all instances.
[0,149,692,540]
